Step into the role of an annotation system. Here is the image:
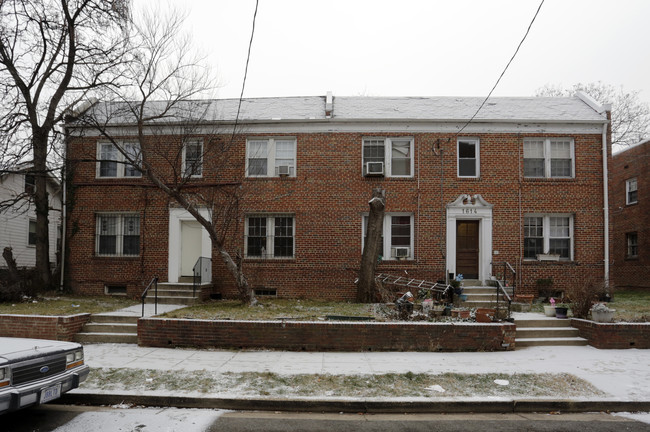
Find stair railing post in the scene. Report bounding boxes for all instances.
[154,276,158,316]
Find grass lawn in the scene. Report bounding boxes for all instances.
[529,288,649,322]
[0,294,138,316]
[160,299,377,321]
[609,288,650,322]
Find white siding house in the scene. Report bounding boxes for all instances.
[0,168,61,268]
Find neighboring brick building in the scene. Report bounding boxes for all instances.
[610,139,650,289]
[64,93,611,300]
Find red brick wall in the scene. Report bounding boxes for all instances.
[610,140,650,289]
[0,314,90,341]
[572,318,650,349]
[66,130,607,300]
[138,318,516,351]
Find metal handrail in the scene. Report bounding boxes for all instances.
[492,261,516,321]
[193,256,212,297]
[141,276,159,317]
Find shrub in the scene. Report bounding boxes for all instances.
[567,279,607,319]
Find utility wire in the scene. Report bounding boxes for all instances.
[231,0,259,140]
[456,0,545,136]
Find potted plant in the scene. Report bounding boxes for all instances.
[544,297,557,317]
[555,303,570,319]
[591,303,615,323]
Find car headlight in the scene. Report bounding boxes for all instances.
[0,367,9,387]
[66,350,84,369]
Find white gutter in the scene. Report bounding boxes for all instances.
[602,119,610,286]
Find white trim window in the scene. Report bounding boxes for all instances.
[457,138,479,178]
[96,213,140,256]
[245,214,295,258]
[27,219,37,246]
[626,178,638,205]
[626,232,638,259]
[183,140,203,178]
[97,142,142,178]
[524,214,574,260]
[246,138,296,177]
[362,213,414,260]
[362,137,414,177]
[524,138,575,178]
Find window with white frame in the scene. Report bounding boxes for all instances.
[96,214,140,256]
[626,178,638,205]
[246,138,296,177]
[524,138,574,178]
[97,142,141,178]
[362,213,413,260]
[183,141,203,177]
[523,214,573,260]
[245,215,295,258]
[626,232,638,258]
[362,138,413,177]
[457,138,479,178]
[28,219,36,246]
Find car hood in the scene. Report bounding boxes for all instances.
[0,337,80,364]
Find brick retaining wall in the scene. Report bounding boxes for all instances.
[138,318,516,352]
[571,319,650,349]
[0,313,90,341]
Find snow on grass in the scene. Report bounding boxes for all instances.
[83,368,605,399]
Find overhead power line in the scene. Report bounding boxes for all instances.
[231,0,259,139]
[456,0,545,136]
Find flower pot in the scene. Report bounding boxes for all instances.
[555,306,568,319]
[543,305,556,317]
[451,309,470,319]
[592,309,615,323]
[475,308,495,323]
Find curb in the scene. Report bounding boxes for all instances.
[58,393,650,414]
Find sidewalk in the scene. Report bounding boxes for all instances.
[64,307,650,414]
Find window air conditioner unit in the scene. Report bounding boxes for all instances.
[393,247,410,259]
[365,161,384,176]
[278,165,291,176]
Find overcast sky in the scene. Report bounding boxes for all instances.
[141,0,650,106]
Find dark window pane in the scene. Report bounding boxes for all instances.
[458,159,476,177]
[549,239,570,258]
[248,159,267,176]
[524,159,544,177]
[100,160,117,177]
[550,159,571,177]
[123,235,140,255]
[524,238,543,259]
[458,141,475,158]
[99,236,116,255]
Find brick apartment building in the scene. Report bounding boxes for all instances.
[610,139,650,289]
[63,92,611,300]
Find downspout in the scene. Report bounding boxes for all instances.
[59,132,67,292]
[602,119,610,286]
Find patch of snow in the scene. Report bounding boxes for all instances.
[425,385,446,393]
[494,379,509,386]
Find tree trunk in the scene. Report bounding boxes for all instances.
[2,247,20,283]
[357,188,385,303]
[32,131,52,289]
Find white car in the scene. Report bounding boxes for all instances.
[0,337,90,414]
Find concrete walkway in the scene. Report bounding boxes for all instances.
[97,303,188,318]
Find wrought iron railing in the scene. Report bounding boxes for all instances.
[193,256,212,297]
[492,261,516,321]
[141,276,158,317]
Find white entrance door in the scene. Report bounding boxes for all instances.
[180,220,202,277]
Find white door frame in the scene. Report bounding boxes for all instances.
[168,208,212,283]
[446,194,493,282]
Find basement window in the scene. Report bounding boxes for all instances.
[105,284,127,295]
[254,288,277,297]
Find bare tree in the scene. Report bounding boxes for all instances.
[357,188,385,303]
[536,82,650,148]
[0,0,131,288]
[70,5,256,304]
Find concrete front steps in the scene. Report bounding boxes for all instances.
[459,281,514,309]
[74,314,138,344]
[145,281,207,306]
[515,315,588,348]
